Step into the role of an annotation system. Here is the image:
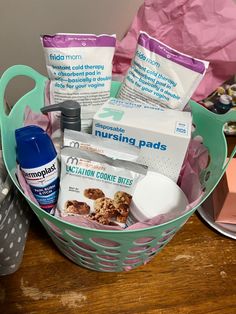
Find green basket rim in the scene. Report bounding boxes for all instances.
[24,189,196,234]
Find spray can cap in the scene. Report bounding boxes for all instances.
[41,101,81,131]
[15,125,57,168]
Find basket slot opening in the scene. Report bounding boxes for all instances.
[4,76,35,116]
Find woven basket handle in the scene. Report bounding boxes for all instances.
[0,65,47,129]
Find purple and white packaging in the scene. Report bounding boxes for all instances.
[41,33,116,132]
[118,31,209,110]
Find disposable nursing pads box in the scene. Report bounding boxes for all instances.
[92,98,192,182]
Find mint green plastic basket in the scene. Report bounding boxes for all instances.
[1,65,236,272]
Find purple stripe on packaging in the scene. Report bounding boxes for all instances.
[138,32,206,74]
[41,34,116,48]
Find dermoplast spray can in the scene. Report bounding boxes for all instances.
[15,125,59,214]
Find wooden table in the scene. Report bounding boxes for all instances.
[1,214,236,314]
[0,138,236,314]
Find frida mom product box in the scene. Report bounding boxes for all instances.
[93,98,192,182]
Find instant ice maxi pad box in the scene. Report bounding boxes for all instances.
[92,98,192,182]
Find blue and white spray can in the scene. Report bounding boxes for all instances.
[15,125,59,214]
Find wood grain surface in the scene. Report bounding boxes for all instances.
[1,214,236,314]
[0,138,236,314]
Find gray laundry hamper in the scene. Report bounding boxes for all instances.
[0,141,31,276]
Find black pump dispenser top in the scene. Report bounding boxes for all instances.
[40,101,81,131]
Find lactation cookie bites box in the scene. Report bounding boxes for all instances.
[92,98,192,182]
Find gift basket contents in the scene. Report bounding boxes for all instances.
[0,31,235,273]
[17,32,208,229]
